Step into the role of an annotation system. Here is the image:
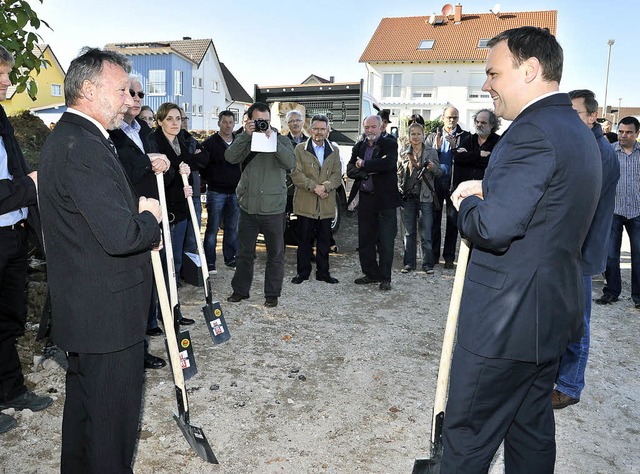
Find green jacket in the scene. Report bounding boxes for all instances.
[225,132,296,215]
[291,139,342,220]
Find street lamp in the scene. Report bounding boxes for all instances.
[603,39,615,119]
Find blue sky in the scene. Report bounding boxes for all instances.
[35,0,637,110]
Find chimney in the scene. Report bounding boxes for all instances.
[182,36,191,40]
[454,3,462,23]
[330,76,335,83]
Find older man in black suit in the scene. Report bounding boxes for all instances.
[39,48,162,473]
[442,27,602,472]
[347,115,400,290]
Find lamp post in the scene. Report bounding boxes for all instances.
[617,97,622,125]
[603,39,615,119]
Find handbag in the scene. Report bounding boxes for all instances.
[420,171,441,212]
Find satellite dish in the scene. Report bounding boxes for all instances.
[442,3,454,16]
[428,14,436,24]
[490,3,501,15]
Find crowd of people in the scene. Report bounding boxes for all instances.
[0,24,636,473]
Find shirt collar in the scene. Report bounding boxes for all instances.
[67,107,110,139]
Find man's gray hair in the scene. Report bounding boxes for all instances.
[286,109,303,122]
[473,108,501,134]
[0,45,15,68]
[65,47,131,107]
[363,115,382,127]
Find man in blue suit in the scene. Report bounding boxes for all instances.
[552,90,619,410]
[442,27,602,472]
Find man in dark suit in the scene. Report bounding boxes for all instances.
[552,90,620,410]
[442,27,602,472]
[0,44,52,435]
[347,115,400,290]
[39,48,162,473]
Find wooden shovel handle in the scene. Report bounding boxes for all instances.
[180,173,211,298]
[156,173,180,309]
[431,238,471,443]
[151,251,188,411]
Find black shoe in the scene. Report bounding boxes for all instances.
[0,391,53,412]
[264,297,278,308]
[379,281,392,291]
[225,260,236,268]
[444,261,455,270]
[291,275,309,284]
[329,245,339,253]
[178,317,195,326]
[146,327,163,337]
[144,353,167,369]
[595,294,618,305]
[422,266,435,274]
[227,292,249,303]
[317,275,339,284]
[0,413,16,434]
[208,265,217,275]
[354,276,381,285]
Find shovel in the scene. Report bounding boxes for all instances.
[412,238,471,474]
[151,250,218,464]
[156,173,197,379]
[181,173,231,345]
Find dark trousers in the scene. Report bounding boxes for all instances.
[61,341,145,474]
[296,215,332,279]
[0,226,28,403]
[442,345,558,473]
[232,210,285,298]
[432,175,458,263]
[603,213,640,304]
[357,193,397,282]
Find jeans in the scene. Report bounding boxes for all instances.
[169,218,188,280]
[231,211,285,298]
[432,174,458,263]
[183,196,202,255]
[603,213,640,303]
[401,199,434,269]
[204,191,240,269]
[555,275,592,399]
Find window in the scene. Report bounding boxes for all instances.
[148,70,166,95]
[477,38,490,48]
[182,102,189,113]
[192,77,197,88]
[468,72,490,99]
[411,72,434,99]
[230,108,239,123]
[417,40,435,50]
[174,70,183,96]
[411,109,432,120]
[51,84,62,97]
[382,73,402,98]
[212,80,219,92]
[198,105,203,116]
[198,77,203,88]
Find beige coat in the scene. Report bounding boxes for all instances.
[291,139,342,220]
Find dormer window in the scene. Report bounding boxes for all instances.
[477,38,490,48]
[418,40,435,50]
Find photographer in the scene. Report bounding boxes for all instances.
[398,122,441,274]
[225,102,296,308]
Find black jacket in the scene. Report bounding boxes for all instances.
[347,135,401,210]
[452,132,500,188]
[202,132,240,194]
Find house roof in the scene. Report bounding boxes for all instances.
[360,9,557,63]
[6,43,65,100]
[105,38,214,66]
[219,63,252,104]
[301,74,330,84]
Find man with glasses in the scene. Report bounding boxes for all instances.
[426,106,469,269]
[285,110,307,146]
[290,115,342,285]
[452,109,500,190]
[225,102,295,307]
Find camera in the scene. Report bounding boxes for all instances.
[254,119,270,132]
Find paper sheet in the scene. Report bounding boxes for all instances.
[251,132,277,152]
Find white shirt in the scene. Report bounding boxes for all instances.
[0,136,28,226]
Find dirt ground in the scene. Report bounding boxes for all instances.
[1,211,639,474]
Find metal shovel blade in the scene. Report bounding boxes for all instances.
[174,413,218,464]
[203,301,231,345]
[412,454,441,474]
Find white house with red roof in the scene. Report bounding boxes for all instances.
[360,4,557,132]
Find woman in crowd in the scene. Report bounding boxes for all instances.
[139,105,155,128]
[153,102,207,280]
[398,122,441,274]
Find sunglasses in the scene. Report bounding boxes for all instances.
[129,89,145,99]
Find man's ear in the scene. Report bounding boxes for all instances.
[81,79,95,101]
[523,57,540,84]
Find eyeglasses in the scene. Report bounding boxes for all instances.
[181,117,188,121]
[445,116,459,120]
[288,119,302,124]
[129,89,145,99]
[311,128,327,133]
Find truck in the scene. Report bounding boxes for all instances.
[254,80,380,240]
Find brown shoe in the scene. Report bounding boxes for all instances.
[264,297,278,308]
[551,389,579,409]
